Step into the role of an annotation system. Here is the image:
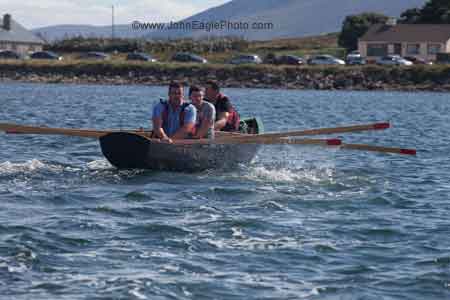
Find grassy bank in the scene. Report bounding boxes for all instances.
[44,33,344,63]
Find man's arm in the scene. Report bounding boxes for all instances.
[171,122,196,139]
[214,96,232,130]
[193,104,216,139]
[152,117,171,140]
[171,105,197,140]
[152,104,171,142]
[194,119,213,138]
[214,111,229,130]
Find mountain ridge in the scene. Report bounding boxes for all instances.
[33,0,428,41]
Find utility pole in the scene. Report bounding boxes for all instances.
[111,5,115,41]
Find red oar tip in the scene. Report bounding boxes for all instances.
[400,149,417,155]
[374,122,390,130]
[327,139,342,146]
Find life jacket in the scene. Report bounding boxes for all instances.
[216,94,240,132]
[160,100,193,133]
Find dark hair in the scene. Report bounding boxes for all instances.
[206,80,220,92]
[169,81,183,91]
[189,85,204,96]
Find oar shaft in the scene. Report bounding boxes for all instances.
[1,122,389,140]
[0,123,153,139]
[341,143,417,155]
[1,123,106,138]
[172,137,342,146]
[222,122,390,140]
[173,138,416,156]
[1,123,416,155]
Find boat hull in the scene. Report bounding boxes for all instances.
[99,117,263,172]
[99,132,260,172]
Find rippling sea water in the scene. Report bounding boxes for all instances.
[1,82,449,299]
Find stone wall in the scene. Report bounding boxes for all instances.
[1,63,449,92]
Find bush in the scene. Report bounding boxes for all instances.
[45,36,249,54]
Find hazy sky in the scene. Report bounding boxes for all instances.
[1,0,230,29]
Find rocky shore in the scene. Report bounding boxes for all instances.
[1,62,449,92]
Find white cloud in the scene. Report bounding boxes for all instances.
[0,0,229,29]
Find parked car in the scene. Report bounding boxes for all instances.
[126,52,157,62]
[308,55,345,65]
[0,50,21,59]
[436,53,450,64]
[346,50,361,59]
[404,56,433,65]
[78,51,110,60]
[346,56,366,65]
[376,55,413,66]
[275,55,304,65]
[172,52,207,63]
[229,54,262,65]
[30,51,62,60]
[345,51,365,65]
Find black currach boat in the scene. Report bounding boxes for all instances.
[99,117,264,172]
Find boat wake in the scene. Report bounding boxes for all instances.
[235,147,338,185]
[0,158,145,187]
[86,159,113,171]
[242,165,336,184]
[0,159,67,176]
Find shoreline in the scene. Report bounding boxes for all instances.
[1,62,449,92]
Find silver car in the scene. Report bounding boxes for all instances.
[376,55,413,66]
[230,54,262,65]
[308,55,345,65]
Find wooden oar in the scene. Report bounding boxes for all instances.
[1,123,415,155]
[173,137,342,146]
[174,138,416,155]
[0,123,157,139]
[1,122,389,140]
[0,123,110,138]
[340,143,417,155]
[0,123,342,146]
[218,122,390,139]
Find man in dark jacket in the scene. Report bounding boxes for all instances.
[204,80,240,132]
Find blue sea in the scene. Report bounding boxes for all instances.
[1,82,449,300]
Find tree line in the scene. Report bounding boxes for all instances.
[45,36,249,54]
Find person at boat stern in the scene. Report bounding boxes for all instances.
[152,81,197,143]
[205,80,240,132]
[189,85,216,139]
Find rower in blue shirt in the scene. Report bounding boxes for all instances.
[152,82,197,143]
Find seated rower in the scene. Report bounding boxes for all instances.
[152,81,197,143]
[189,85,216,139]
[205,80,240,132]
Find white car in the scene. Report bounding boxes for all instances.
[308,55,346,65]
[346,50,361,60]
[376,55,413,66]
[346,51,365,63]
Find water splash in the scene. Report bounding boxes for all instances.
[243,165,337,185]
[0,159,60,175]
[86,159,113,171]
